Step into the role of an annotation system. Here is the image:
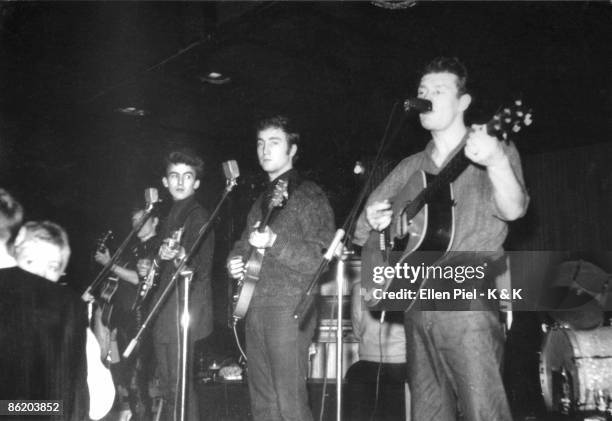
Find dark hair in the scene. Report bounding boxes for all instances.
[422,56,469,96]
[164,149,204,179]
[256,115,301,149]
[0,188,23,242]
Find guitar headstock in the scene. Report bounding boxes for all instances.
[269,179,289,209]
[487,99,533,143]
[95,230,113,252]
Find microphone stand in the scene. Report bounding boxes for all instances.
[123,177,238,420]
[334,251,347,421]
[293,101,412,421]
[178,268,193,421]
[81,201,157,301]
[293,101,409,322]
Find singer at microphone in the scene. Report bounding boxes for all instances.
[403,97,432,113]
[153,149,215,421]
[225,115,335,421]
[352,57,528,421]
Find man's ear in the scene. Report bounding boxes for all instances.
[459,93,472,112]
[194,179,200,190]
[289,144,297,160]
[13,226,27,249]
[162,177,169,188]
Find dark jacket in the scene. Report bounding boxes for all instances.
[0,266,89,420]
[230,170,335,308]
[153,195,214,342]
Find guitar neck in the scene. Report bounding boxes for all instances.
[257,207,275,233]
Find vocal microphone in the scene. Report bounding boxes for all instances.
[144,187,161,211]
[222,160,240,181]
[403,97,432,113]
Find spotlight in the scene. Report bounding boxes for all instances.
[199,72,231,85]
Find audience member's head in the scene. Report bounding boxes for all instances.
[0,188,24,247]
[14,221,71,282]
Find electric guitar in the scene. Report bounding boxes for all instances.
[132,228,183,312]
[232,179,289,320]
[361,99,533,309]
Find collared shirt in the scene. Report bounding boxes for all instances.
[353,140,527,254]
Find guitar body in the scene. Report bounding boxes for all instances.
[231,179,289,321]
[362,170,455,309]
[99,277,138,327]
[360,98,532,310]
[232,248,265,319]
[99,279,118,327]
[132,228,181,313]
[132,259,160,312]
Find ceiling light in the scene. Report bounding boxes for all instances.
[200,72,231,85]
[115,107,148,117]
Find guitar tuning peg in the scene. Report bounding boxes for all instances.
[504,117,512,124]
[516,111,524,117]
[503,108,511,115]
[502,132,508,140]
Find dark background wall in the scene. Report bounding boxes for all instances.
[0,1,610,328]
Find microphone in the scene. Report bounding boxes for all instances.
[222,160,240,181]
[403,97,432,113]
[144,187,161,212]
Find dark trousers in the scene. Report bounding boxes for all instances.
[345,360,407,421]
[154,337,202,421]
[110,328,153,420]
[404,310,512,421]
[246,305,316,421]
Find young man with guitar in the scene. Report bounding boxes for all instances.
[227,116,335,421]
[93,206,160,420]
[353,57,529,421]
[153,149,214,421]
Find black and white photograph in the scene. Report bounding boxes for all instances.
[0,2,611,420]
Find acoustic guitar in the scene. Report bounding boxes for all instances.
[361,99,533,310]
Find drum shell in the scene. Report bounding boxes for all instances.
[540,326,612,412]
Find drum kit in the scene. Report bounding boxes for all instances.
[540,286,612,416]
[540,325,612,414]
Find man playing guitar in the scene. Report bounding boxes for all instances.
[152,149,214,421]
[93,206,160,421]
[353,57,529,421]
[227,115,335,421]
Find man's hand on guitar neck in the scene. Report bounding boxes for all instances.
[464,124,508,168]
[466,124,529,220]
[365,200,393,232]
[94,246,139,285]
[227,256,245,280]
[94,248,111,266]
